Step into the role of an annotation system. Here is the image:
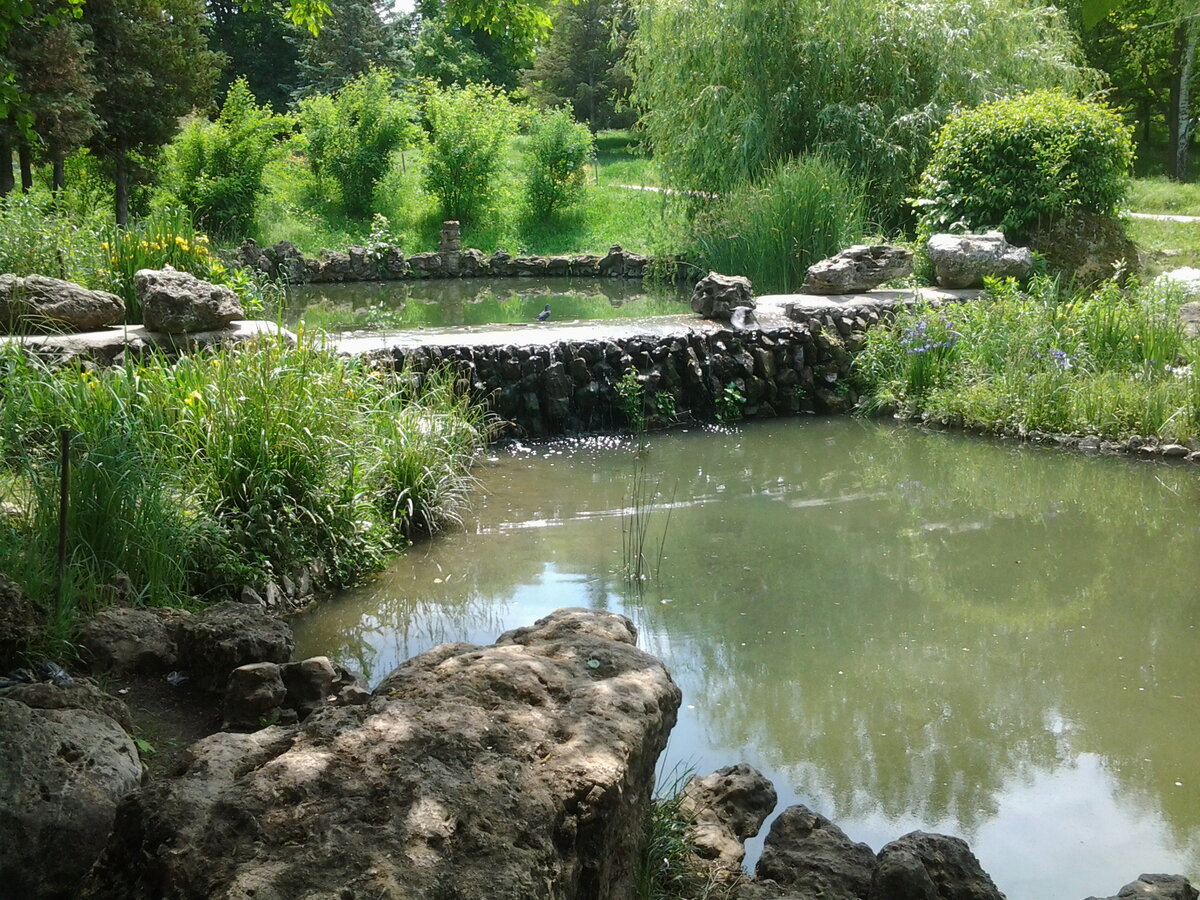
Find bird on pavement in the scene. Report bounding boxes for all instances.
[535,304,551,322]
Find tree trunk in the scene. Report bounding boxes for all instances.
[1169,25,1184,178]
[1175,20,1197,182]
[115,156,130,227]
[18,141,33,192]
[52,154,66,194]
[0,136,13,197]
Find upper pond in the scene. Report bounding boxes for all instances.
[292,417,1200,899]
[284,277,692,333]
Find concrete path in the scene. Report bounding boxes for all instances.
[1128,211,1200,223]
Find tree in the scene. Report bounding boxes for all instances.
[0,0,97,195]
[208,0,302,112]
[523,0,633,129]
[628,0,1093,226]
[1080,0,1199,179]
[84,0,219,224]
[290,0,408,98]
[410,0,528,88]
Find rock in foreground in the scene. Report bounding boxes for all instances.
[692,271,755,320]
[802,244,913,294]
[0,274,125,333]
[82,608,681,900]
[135,266,242,334]
[927,232,1033,289]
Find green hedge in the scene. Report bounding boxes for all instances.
[915,91,1134,241]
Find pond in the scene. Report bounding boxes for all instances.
[292,418,1200,899]
[283,277,692,333]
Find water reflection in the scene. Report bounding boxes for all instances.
[293,419,1200,899]
[283,277,691,332]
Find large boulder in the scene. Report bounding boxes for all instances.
[80,605,192,676]
[692,271,755,320]
[802,244,913,294]
[0,274,124,333]
[81,608,681,900]
[1087,874,1199,900]
[680,763,777,869]
[135,266,243,333]
[175,601,294,693]
[0,687,142,899]
[870,831,1005,900]
[926,232,1034,289]
[1027,213,1138,287]
[754,804,877,900]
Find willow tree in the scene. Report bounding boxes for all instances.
[627,0,1095,225]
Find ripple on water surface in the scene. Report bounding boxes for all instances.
[294,417,1200,899]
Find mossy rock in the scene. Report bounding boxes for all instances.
[1027,213,1139,287]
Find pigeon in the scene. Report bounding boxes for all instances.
[535,304,551,322]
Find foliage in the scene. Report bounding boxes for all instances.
[208,0,302,112]
[628,0,1093,226]
[289,0,408,98]
[422,81,515,222]
[82,0,220,223]
[616,367,646,431]
[854,276,1200,440]
[0,188,106,281]
[690,155,863,293]
[524,107,594,219]
[160,78,293,239]
[915,90,1135,241]
[298,67,418,218]
[522,0,635,129]
[409,1,528,89]
[715,382,745,424]
[0,338,492,656]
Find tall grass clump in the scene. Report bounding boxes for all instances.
[636,772,733,900]
[854,276,1200,440]
[690,156,863,293]
[0,191,107,282]
[0,338,492,659]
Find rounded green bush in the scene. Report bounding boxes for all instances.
[915,91,1134,241]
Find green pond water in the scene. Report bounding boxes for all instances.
[292,418,1200,899]
[284,277,691,333]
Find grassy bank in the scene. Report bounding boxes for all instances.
[853,277,1200,441]
[0,338,492,658]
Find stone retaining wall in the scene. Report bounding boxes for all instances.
[340,290,971,439]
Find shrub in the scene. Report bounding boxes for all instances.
[690,155,864,293]
[299,68,418,219]
[525,108,594,218]
[915,90,1135,242]
[160,78,292,239]
[422,82,515,223]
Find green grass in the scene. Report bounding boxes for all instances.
[854,275,1200,442]
[0,338,493,661]
[1127,175,1200,217]
[1127,217,1200,275]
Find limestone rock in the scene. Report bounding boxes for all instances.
[1086,873,1199,900]
[692,272,755,320]
[871,831,1006,900]
[81,608,681,900]
[439,220,462,252]
[802,244,913,294]
[176,601,294,693]
[0,573,44,669]
[0,678,135,732]
[223,661,287,730]
[1027,213,1138,287]
[135,266,243,333]
[80,606,190,675]
[0,274,125,333]
[0,691,142,899]
[280,655,337,718]
[927,232,1034,289]
[681,763,777,868]
[754,804,877,900]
